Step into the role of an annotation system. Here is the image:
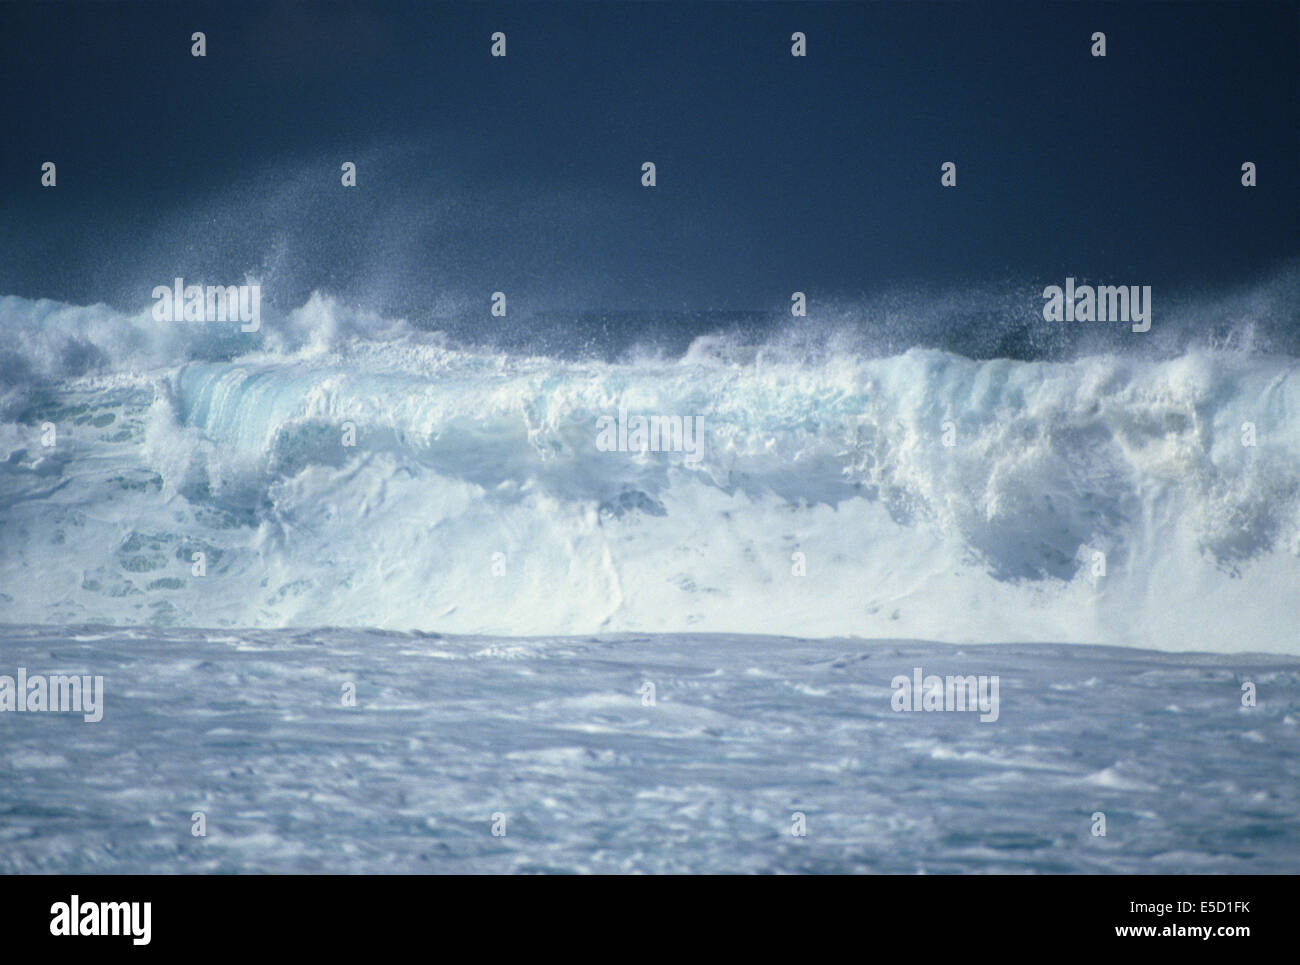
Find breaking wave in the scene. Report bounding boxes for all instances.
[1,291,1297,651]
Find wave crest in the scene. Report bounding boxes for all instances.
[1,292,1296,650]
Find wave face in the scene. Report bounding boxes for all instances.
[1,292,1297,651]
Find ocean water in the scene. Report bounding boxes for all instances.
[1,291,1297,873]
[1,626,1297,874]
[1,0,1296,881]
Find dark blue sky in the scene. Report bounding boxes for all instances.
[1,1,1296,344]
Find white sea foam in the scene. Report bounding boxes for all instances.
[1,292,1296,651]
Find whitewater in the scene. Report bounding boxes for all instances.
[2,625,1296,874]
[1,292,1296,651]
[2,290,1298,874]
